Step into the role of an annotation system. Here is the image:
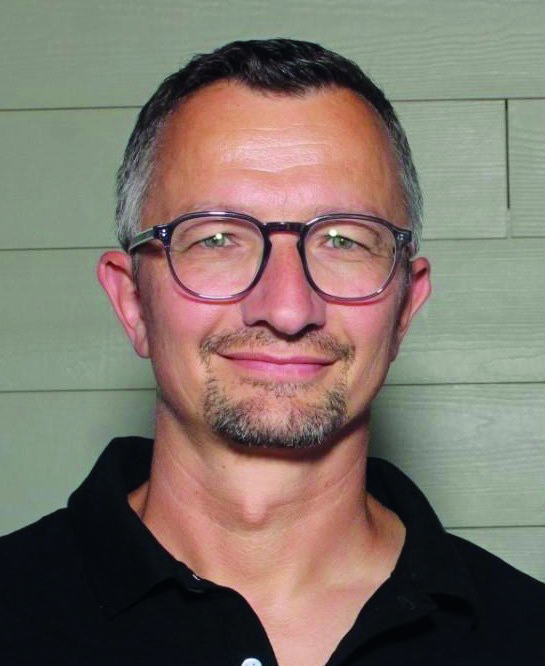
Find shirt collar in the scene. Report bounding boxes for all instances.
[67,437,477,618]
[367,457,477,605]
[67,437,200,616]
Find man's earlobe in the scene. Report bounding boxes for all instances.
[96,251,150,358]
[390,257,431,361]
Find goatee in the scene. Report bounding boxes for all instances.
[200,328,354,450]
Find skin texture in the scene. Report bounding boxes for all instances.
[97,81,431,666]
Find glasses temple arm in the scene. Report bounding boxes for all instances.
[128,228,157,253]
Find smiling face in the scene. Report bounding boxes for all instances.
[99,81,430,451]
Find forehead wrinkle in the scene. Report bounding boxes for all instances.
[220,137,332,172]
[151,83,408,227]
[219,164,334,178]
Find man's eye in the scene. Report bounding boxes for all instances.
[326,231,357,250]
[201,232,232,248]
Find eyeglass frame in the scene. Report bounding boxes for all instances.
[128,211,416,303]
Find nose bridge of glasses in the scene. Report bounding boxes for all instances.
[263,221,305,234]
[260,221,308,274]
[255,224,318,311]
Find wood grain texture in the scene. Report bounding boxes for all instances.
[398,101,506,240]
[0,102,506,249]
[509,100,545,237]
[449,527,545,583]
[0,249,155,391]
[1,239,544,391]
[0,390,154,535]
[394,238,545,384]
[0,109,137,249]
[2,0,545,108]
[371,384,545,527]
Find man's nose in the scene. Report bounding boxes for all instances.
[240,235,326,336]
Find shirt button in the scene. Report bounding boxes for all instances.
[241,659,263,666]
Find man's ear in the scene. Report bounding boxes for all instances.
[96,251,150,358]
[390,257,431,361]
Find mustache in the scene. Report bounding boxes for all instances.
[199,328,355,363]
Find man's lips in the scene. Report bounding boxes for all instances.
[218,351,336,380]
[221,352,337,364]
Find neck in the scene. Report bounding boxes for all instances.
[129,403,404,602]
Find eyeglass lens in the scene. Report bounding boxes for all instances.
[167,215,397,299]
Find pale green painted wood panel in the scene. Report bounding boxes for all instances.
[509,100,545,237]
[0,390,154,535]
[1,239,544,390]
[0,102,507,249]
[394,238,545,384]
[0,249,155,391]
[2,0,545,108]
[371,384,545,528]
[1,386,544,539]
[0,109,137,249]
[449,528,545,584]
[399,101,506,240]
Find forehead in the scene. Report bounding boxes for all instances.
[145,81,405,225]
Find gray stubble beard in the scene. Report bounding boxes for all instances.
[202,373,348,450]
[199,328,355,450]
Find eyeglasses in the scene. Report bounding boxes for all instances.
[128,211,415,302]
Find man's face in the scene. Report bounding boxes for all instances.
[105,82,430,450]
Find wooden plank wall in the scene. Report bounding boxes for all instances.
[1,0,544,582]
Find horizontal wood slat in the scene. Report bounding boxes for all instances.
[371,384,545,527]
[509,100,545,237]
[1,239,544,391]
[395,238,545,384]
[449,527,545,584]
[2,0,545,108]
[0,248,155,391]
[1,387,543,583]
[0,102,506,249]
[0,390,154,535]
[399,102,506,240]
[0,109,136,249]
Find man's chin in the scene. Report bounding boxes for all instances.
[202,377,347,450]
[237,377,316,399]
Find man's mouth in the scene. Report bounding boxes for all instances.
[218,351,336,380]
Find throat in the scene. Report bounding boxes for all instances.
[130,418,404,622]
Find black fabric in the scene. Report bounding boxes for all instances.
[1,436,544,665]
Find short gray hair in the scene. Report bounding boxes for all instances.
[115,39,422,252]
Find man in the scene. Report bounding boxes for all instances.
[1,39,544,665]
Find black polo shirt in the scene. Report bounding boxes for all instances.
[1,437,544,665]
